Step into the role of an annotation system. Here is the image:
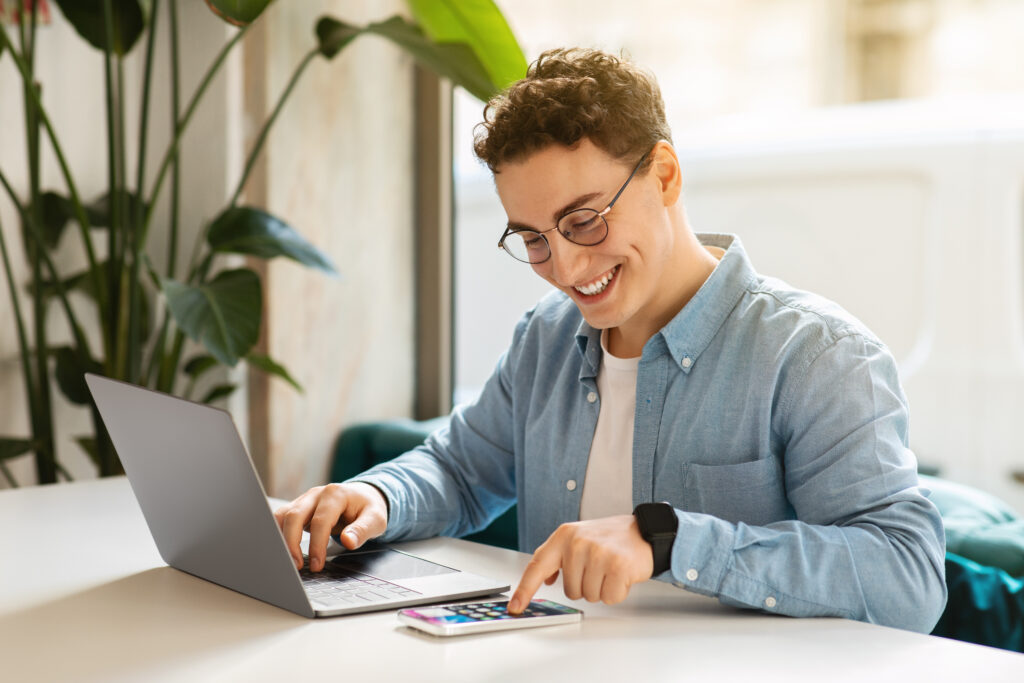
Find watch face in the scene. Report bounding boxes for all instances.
[636,503,677,534]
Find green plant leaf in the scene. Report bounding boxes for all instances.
[52,0,148,56]
[404,0,526,90]
[33,260,105,302]
[161,269,261,367]
[27,191,75,250]
[0,438,36,461]
[367,16,496,102]
[184,354,220,380]
[53,347,105,405]
[201,383,237,404]
[33,260,151,338]
[246,352,302,391]
[316,15,496,101]
[207,206,337,275]
[85,189,147,231]
[21,190,127,259]
[315,16,362,59]
[204,0,274,27]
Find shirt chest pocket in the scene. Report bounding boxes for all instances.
[681,458,793,526]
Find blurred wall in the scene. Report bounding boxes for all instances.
[242,0,416,498]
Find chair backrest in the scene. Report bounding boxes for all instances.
[331,418,518,550]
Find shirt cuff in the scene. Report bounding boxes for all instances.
[665,510,735,598]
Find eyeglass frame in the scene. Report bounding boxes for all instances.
[497,146,654,264]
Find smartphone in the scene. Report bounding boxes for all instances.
[397,599,582,636]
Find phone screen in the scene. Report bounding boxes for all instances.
[399,599,582,636]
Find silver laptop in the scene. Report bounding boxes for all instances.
[85,374,509,618]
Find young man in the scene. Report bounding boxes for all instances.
[275,48,947,632]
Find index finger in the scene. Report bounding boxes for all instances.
[508,541,563,614]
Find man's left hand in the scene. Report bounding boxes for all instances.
[507,514,654,614]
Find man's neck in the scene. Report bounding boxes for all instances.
[606,234,721,358]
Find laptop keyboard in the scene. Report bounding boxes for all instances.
[299,559,420,606]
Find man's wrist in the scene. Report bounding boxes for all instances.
[633,502,678,576]
[349,480,390,521]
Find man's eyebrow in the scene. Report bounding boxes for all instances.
[505,191,604,232]
[552,192,602,223]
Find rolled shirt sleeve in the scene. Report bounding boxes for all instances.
[664,333,947,633]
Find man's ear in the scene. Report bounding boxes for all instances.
[651,141,682,207]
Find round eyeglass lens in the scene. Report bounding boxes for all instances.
[557,209,608,245]
[502,231,549,263]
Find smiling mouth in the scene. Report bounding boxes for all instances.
[574,266,619,296]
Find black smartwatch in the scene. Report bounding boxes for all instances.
[633,502,678,576]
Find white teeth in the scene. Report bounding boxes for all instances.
[574,266,618,296]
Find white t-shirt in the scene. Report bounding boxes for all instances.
[578,329,640,520]
[578,245,725,520]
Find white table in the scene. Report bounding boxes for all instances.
[1,477,1022,682]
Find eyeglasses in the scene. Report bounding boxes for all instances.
[497,148,652,264]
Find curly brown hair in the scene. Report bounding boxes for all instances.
[473,47,672,173]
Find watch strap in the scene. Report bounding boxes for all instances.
[633,502,678,576]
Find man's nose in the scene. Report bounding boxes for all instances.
[545,235,590,287]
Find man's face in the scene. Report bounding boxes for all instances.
[495,139,683,342]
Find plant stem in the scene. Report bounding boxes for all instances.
[55,461,73,482]
[0,25,106,355]
[0,460,17,488]
[231,47,319,207]
[0,195,39,437]
[158,330,186,394]
[129,0,160,385]
[142,24,250,250]
[166,0,181,280]
[102,0,121,379]
[26,0,38,69]
[145,0,181,393]
[183,46,319,291]
[145,315,170,387]
[146,0,180,392]
[19,13,55,485]
[0,168,96,368]
[117,52,133,381]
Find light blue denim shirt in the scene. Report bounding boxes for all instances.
[354,233,947,633]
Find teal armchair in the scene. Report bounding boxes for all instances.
[330,417,518,550]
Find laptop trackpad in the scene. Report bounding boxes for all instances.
[328,550,457,580]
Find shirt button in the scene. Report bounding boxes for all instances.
[681,357,692,369]
[765,596,777,608]
[685,568,699,581]
[586,391,598,403]
[566,479,577,491]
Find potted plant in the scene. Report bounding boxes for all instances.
[0,0,526,485]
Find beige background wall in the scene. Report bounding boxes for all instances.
[242,0,416,498]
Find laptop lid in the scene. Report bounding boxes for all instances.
[84,374,508,618]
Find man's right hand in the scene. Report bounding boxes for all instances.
[272,482,389,572]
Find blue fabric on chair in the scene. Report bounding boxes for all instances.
[330,418,519,551]
[931,552,1024,652]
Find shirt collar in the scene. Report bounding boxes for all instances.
[574,233,758,376]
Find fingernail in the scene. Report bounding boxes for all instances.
[508,598,520,613]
